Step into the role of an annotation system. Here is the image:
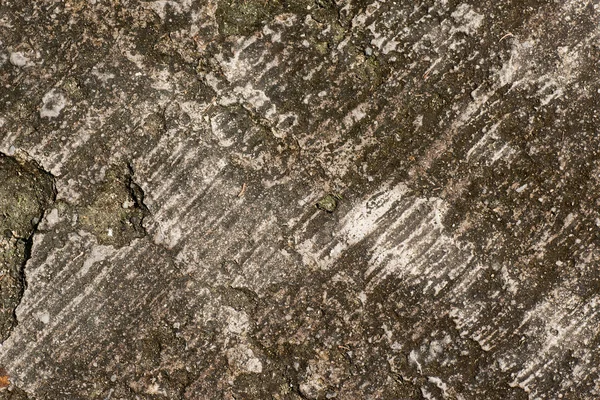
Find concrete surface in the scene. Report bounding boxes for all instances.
[1,0,600,399]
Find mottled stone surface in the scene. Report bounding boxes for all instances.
[1,0,600,399]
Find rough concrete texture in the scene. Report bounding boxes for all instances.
[1,0,600,399]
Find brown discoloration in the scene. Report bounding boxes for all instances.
[0,368,8,389]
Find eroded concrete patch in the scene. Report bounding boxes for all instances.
[0,152,54,399]
[0,152,55,341]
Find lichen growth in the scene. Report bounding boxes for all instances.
[316,193,341,213]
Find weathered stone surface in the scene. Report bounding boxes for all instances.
[1,0,600,399]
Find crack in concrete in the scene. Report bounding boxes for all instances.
[125,161,151,236]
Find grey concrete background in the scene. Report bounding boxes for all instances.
[1,0,600,399]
